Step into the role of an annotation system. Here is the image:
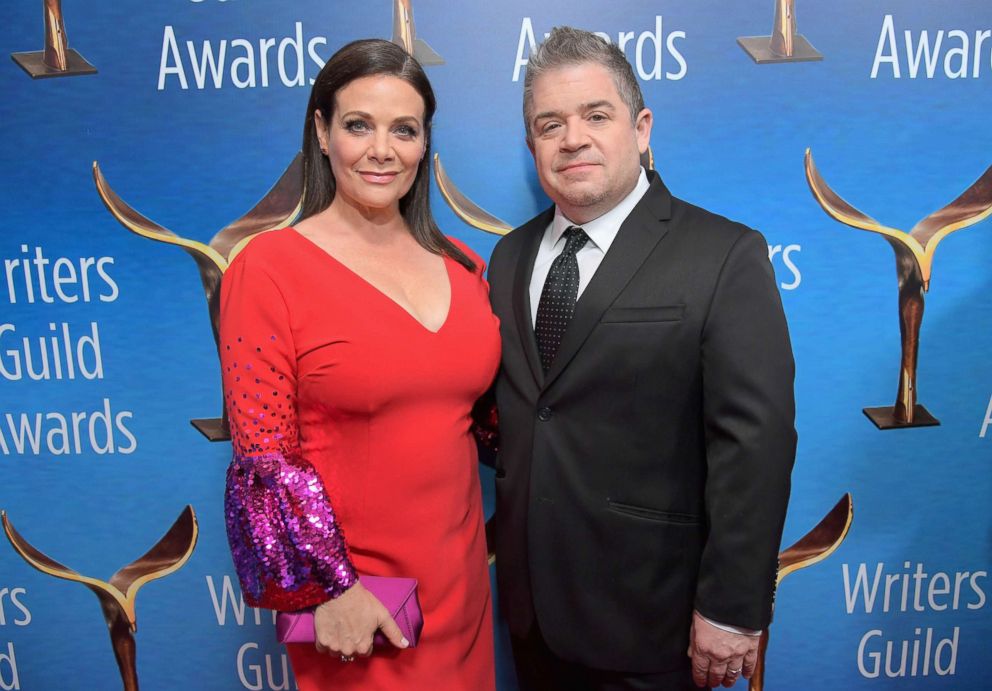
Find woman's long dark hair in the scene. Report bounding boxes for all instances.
[300,39,475,272]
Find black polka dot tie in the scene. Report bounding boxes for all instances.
[535,226,589,372]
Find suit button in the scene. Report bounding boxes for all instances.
[537,407,552,421]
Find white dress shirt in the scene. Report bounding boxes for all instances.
[526,167,761,638]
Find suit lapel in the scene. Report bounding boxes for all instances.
[511,207,554,386]
[542,173,674,391]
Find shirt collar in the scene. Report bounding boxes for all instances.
[549,167,651,253]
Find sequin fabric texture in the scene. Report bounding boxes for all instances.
[225,450,357,608]
[470,394,500,453]
[221,276,357,611]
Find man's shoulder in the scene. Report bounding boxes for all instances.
[668,194,766,252]
[671,195,754,236]
[492,207,553,257]
[509,206,554,240]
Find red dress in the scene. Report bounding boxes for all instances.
[220,228,499,691]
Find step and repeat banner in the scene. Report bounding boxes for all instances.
[2,1,990,689]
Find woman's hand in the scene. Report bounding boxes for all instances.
[312,581,410,659]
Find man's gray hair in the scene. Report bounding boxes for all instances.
[522,26,645,142]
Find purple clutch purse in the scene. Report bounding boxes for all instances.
[276,575,423,647]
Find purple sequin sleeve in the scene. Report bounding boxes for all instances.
[220,251,357,610]
[225,450,358,607]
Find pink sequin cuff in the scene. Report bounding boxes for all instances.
[225,451,358,610]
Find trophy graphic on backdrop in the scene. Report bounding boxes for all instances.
[434,150,655,235]
[737,0,822,64]
[11,0,96,78]
[92,156,303,441]
[805,149,992,429]
[435,155,513,235]
[2,506,198,691]
[392,0,443,65]
[749,493,853,690]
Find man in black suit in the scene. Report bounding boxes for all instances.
[485,27,796,690]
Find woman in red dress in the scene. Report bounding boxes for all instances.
[219,39,499,690]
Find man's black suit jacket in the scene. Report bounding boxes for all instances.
[486,171,797,673]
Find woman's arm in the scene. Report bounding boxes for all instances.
[220,248,407,656]
[220,250,357,611]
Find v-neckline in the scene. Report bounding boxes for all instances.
[289,227,453,335]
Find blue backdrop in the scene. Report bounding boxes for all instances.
[2,1,990,689]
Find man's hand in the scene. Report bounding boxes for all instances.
[687,611,760,688]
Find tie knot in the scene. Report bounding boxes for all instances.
[562,226,589,256]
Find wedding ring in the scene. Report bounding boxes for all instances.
[728,668,742,675]
[340,655,355,663]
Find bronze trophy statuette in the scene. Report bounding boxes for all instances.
[1,506,198,691]
[92,155,303,441]
[392,0,443,66]
[11,0,96,78]
[805,149,992,429]
[434,154,513,236]
[738,0,822,64]
[749,493,854,691]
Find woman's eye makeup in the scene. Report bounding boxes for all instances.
[339,117,421,138]
[343,118,370,133]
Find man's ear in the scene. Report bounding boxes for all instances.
[634,108,653,154]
